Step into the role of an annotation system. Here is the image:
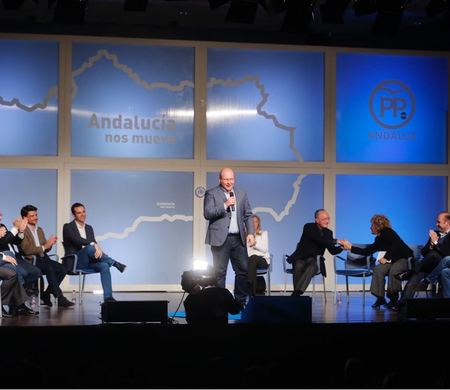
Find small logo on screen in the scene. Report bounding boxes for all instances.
[369,80,415,129]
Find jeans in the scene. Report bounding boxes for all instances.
[211,235,248,306]
[13,253,43,285]
[440,267,450,298]
[76,245,116,299]
[427,256,450,284]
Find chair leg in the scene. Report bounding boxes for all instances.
[267,271,271,296]
[362,275,366,306]
[346,276,349,303]
[312,276,316,302]
[322,275,327,303]
[78,273,83,305]
[334,274,337,304]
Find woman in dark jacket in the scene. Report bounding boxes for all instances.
[345,214,412,309]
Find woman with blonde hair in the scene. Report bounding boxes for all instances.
[247,214,270,296]
[344,214,412,309]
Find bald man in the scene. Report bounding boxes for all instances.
[204,168,255,308]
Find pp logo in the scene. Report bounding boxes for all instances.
[195,186,206,198]
[369,80,415,129]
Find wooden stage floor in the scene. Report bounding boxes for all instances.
[0,290,400,326]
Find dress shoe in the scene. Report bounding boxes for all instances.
[371,297,387,308]
[58,296,75,307]
[16,304,39,316]
[291,290,303,297]
[104,297,116,303]
[113,261,127,273]
[384,300,398,309]
[395,271,412,281]
[1,306,15,318]
[40,291,53,307]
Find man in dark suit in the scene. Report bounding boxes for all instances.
[0,266,38,317]
[204,167,255,308]
[288,209,343,296]
[20,204,73,307]
[395,211,450,308]
[0,210,42,288]
[62,202,126,303]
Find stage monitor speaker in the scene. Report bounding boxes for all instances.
[405,298,450,320]
[101,300,168,323]
[241,296,312,324]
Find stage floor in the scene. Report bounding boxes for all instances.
[0,290,400,326]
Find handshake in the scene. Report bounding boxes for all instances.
[337,239,352,250]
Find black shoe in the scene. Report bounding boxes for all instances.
[40,291,53,307]
[58,296,75,307]
[291,291,303,297]
[371,297,387,308]
[1,306,15,318]
[113,261,127,273]
[16,304,39,316]
[395,271,412,281]
[384,300,398,309]
[104,297,116,303]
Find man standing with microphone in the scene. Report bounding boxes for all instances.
[204,167,255,309]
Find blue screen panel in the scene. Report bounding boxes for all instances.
[336,175,447,285]
[0,169,57,235]
[206,172,324,286]
[71,43,194,158]
[70,170,193,285]
[0,40,58,156]
[336,175,446,251]
[337,53,448,163]
[207,48,324,161]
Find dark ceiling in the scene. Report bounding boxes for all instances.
[1,0,449,51]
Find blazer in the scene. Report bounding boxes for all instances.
[421,230,450,258]
[289,222,342,263]
[351,227,412,262]
[20,225,49,259]
[62,220,96,256]
[0,223,23,253]
[203,185,254,247]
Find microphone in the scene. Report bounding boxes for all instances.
[229,191,235,212]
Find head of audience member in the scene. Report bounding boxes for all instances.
[370,214,391,236]
[71,202,86,225]
[436,211,450,234]
[252,214,262,236]
[314,209,330,229]
[219,167,235,193]
[21,204,39,226]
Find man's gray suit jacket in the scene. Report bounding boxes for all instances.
[204,185,254,247]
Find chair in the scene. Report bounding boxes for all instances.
[334,246,374,305]
[283,254,327,302]
[403,244,422,293]
[0,279,2,318]
[12,244,54,308]
[61,250,98,305]
[255,254,273,295]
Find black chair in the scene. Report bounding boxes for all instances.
[61,243,99,305]
[283,254,326,302]
[256,254,273,295]
[334,246,374,305]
